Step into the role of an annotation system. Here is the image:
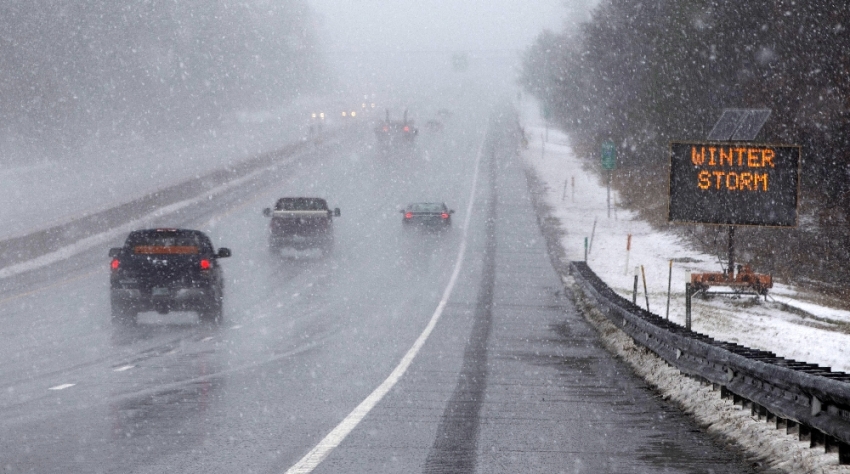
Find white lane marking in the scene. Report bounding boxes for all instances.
[284,138,487,474]
[48,383,76,391]
[231,325,243,330]
[113,365,135,372]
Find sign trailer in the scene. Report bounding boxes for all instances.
[669,109,800,308]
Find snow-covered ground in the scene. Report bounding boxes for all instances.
[0,95,365,241]
[519,101,850,374]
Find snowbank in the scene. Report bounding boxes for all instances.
[520,99,850,471]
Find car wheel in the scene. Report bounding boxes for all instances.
[110,294,137,324]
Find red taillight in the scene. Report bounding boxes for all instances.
[200,259,212,270]
[383,126,389,132]
[403,126,410,132]
[441,213,449,219]
[405,212,413,219]
[110,259,120,270]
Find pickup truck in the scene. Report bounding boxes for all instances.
[109,228,231,323]
[263,197,340,256]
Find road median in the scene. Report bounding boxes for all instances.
[0,131,340,277]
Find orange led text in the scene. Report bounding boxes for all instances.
[690,146,775,192]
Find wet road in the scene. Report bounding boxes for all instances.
[0,104,751,473]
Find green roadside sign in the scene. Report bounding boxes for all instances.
[601,140,617,170]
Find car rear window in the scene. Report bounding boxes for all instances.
[275,198,328,211]
[125,231,210,254]
[134,245,199,255]
[409,203,444,212]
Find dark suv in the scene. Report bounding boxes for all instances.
[263,197,340,255]
[109,228,231,323]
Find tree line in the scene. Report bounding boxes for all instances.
[522,0,850,290]
[0,0,327,155]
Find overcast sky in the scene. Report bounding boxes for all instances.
[309,0,594,54]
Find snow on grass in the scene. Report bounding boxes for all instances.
[520,99,850,471]
[519,102,850,374]
[571,277,844,473]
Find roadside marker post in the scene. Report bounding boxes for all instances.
[641,265,650,312]
[666,259,673,320]
[588,219,597,254]
[624,233,632,275]
[632,266,639,305]
[571,176,575,202]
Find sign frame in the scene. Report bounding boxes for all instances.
[667,141,801,228]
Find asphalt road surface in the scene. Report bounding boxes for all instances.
[0,103,753,473]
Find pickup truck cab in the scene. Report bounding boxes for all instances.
[263,197,340,256]
[109,228,231,323]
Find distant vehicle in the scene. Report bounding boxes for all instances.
[263,197,340,256]
[425,119,444,132]
[401,202,454,229]
[109,228,231,323]
[375,109,418,145]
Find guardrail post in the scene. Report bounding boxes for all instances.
[753,404,766,420]
[799,424,812,442]
[685,283,692,330]
[787,420,799,435]
[811,430,825,448]
[839,442,850,464]
[826,436,840,454]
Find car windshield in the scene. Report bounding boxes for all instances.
[275,198,328,211]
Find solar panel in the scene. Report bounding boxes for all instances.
[707,109,746,141]
[707,109,771,141]
[731,109,771,141]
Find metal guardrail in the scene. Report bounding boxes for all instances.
[570,261,850,464]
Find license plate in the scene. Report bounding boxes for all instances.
[152,287,170,296]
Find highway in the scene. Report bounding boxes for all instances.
[0,102,753,473]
